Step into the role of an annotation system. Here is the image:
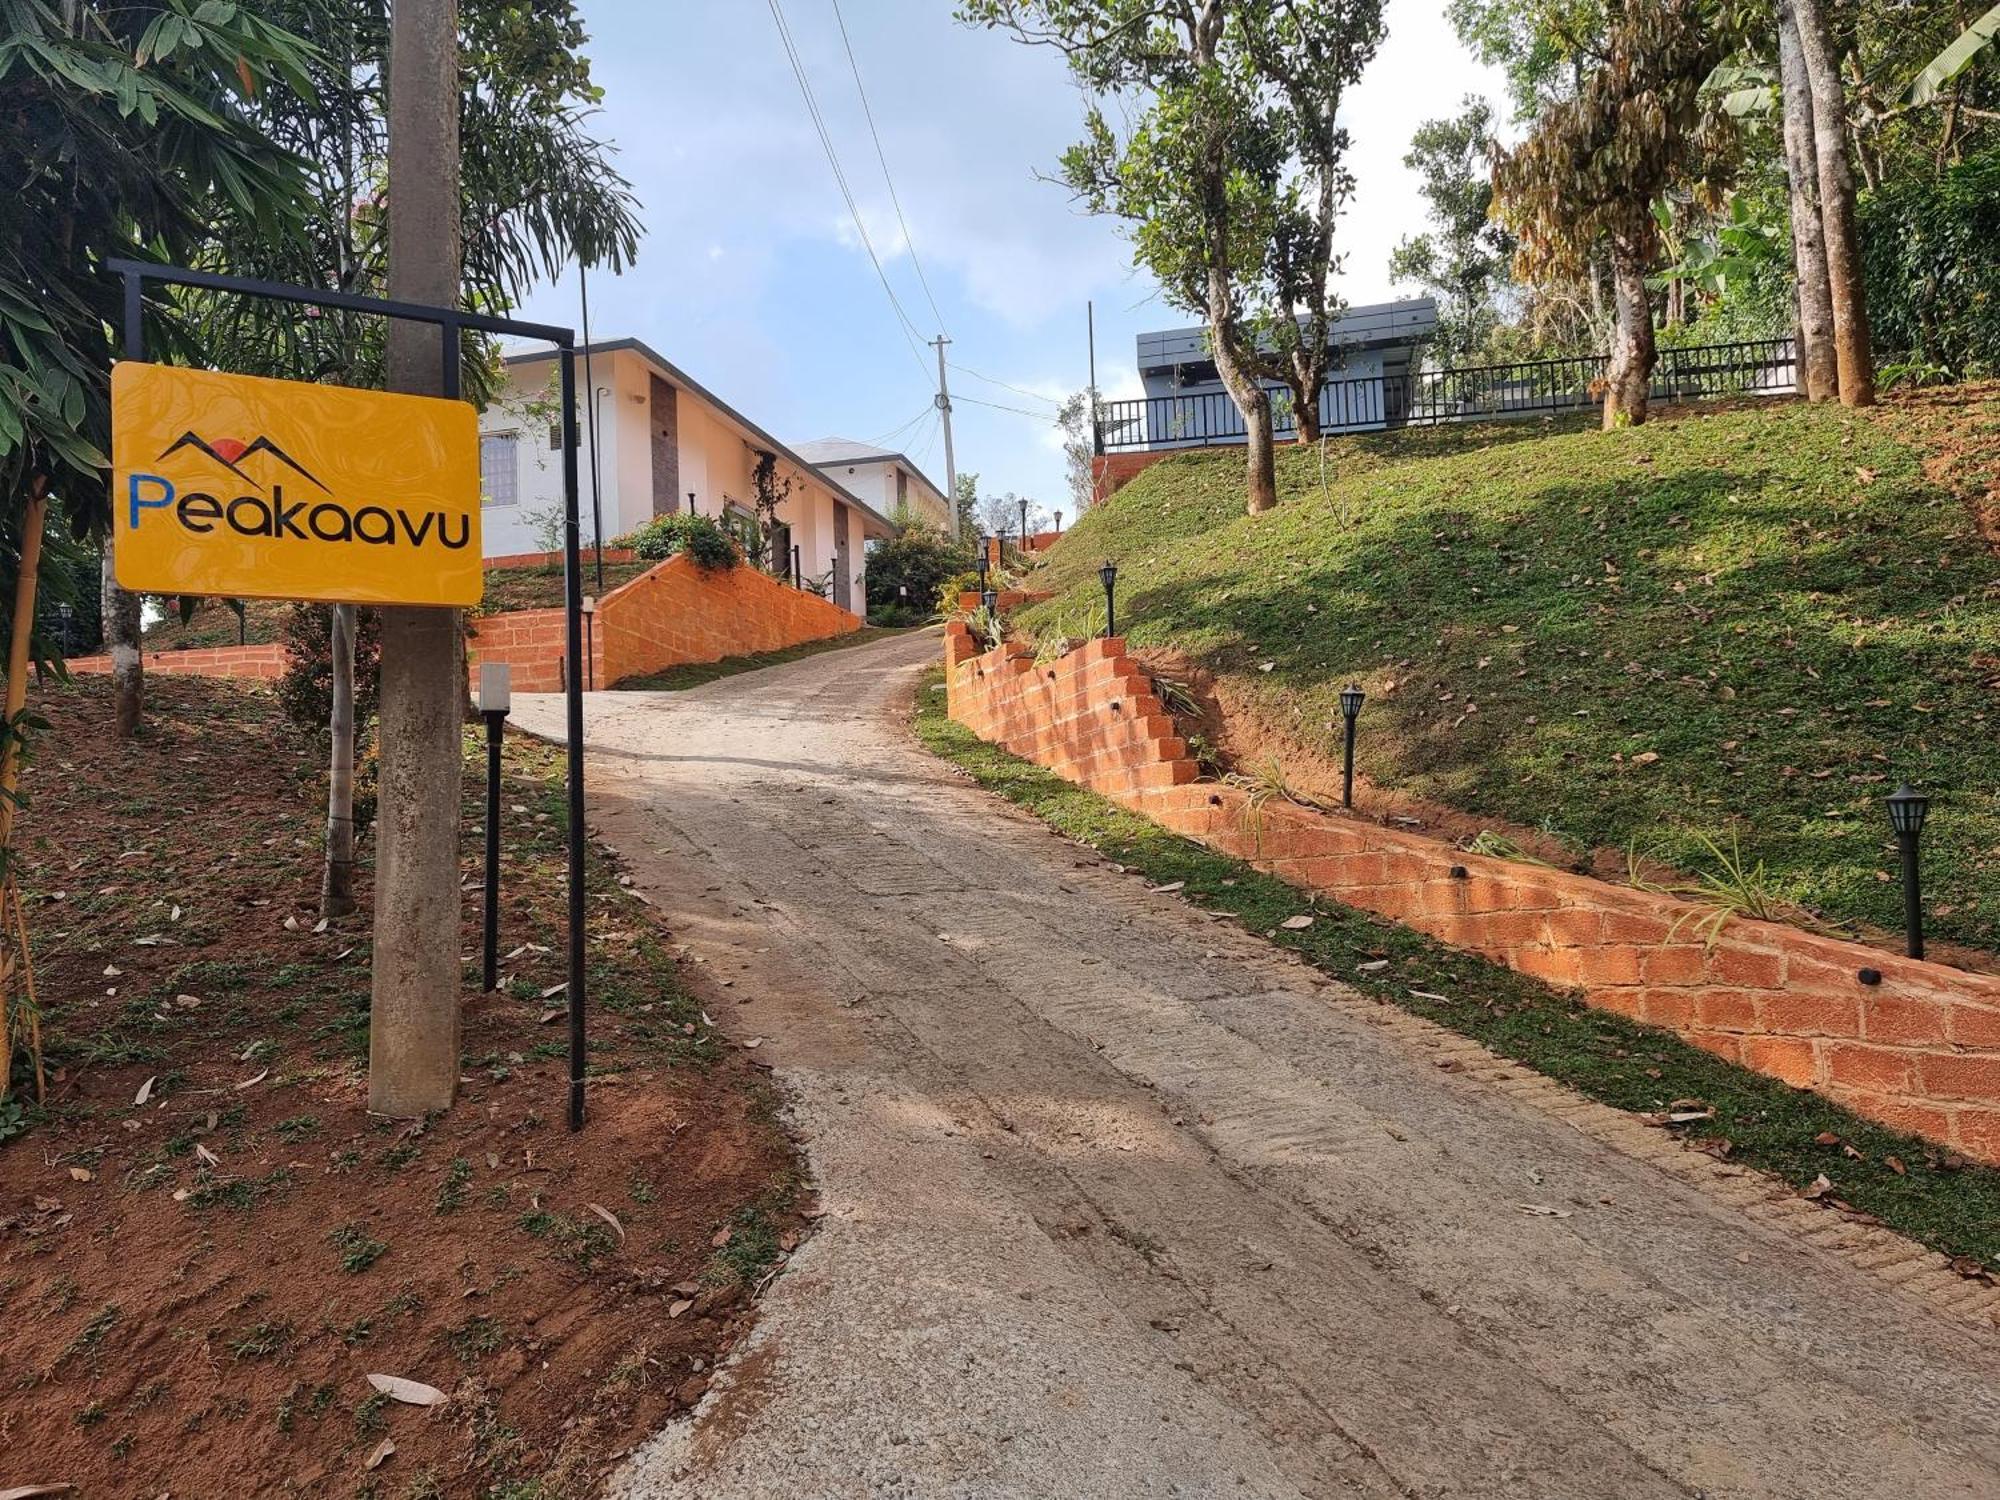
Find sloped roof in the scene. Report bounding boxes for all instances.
[794,437,947,503]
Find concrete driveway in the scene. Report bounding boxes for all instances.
[514,628,2000,1500]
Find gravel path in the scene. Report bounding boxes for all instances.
[514,628,2000,1500]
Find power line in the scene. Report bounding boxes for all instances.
[766,0,931,378]
[950,361,1064,408]
[953,391,1060,421]
[866,402,934,449]
[830,0,946,336]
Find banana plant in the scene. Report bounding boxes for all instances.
[1908,2,2000,105]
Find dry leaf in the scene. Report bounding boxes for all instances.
[1515,1203,1573,1218]
[1356,959,1390,973]
[1279,914,1314,930]
[1884,1155,1906,1176]
[0,1486,79,1499]
[195,1143,221,1167]
[366,1373,446,1407]
[364,1438,396,1471]
[134,1076,155,1106]
[587,1203,626,1242]
[540,981,569,999]
[742,1037,763,1050]
[235,1069,269,1091]
[68,1167,92,1182]
[1631,750,1660,765]
[1150,881,1186,894]
[1803,1173,1833,1200]
[668,1298,693,1319]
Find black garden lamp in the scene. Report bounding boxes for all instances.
[55,602,73,658]
[477,663,513,993]
[1099,559,1118,639]
[1339,684,1366,809]
[1887,783,1930,959]
[976,535,991,590]
[1019,496,1029,552]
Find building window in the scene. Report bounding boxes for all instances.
[480,431,519,507]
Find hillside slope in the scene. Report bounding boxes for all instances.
[1022,401,2000,954]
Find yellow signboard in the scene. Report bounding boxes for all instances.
[112,362,481,607]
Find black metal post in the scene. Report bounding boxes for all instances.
[1019,497,1028,553]
[482,708,504,991]
[1898,829,1923,960]
[1099,560,1117,639]
[1343,715,1357,809]
[793,542,802,589]
[559,347,588,1132]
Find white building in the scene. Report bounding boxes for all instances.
[477,338,896,616]
[793,438,953,535]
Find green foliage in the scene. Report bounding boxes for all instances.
[1860,148,2000,379]
[1013,403,2000,952]
[276,603,382,732]
[1389,96,1516,360]
[327,1223,387,1274]
[935,568,983,616]
[620,512,739,570]
[864,524,973,616]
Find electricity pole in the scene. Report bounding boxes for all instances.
[371,0,464,1117]
[932,334,958,541]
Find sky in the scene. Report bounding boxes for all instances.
[513,0,1511,515]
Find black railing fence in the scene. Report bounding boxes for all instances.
[1093,336,1798,452]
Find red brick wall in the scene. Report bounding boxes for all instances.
[579,552,857,690]
[943,622,2000,1163]
[486,547,635,570]
[67,644,289,682]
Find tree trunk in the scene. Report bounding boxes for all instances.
[369,0,464,1118]
[320,604,357,920]
[1791,0,1874,406]
[100,550,142,738]
[1213,330,1279,513]
[1287,352,1324,443]
[1777,0,1839,401]
[1603,250,1656,429]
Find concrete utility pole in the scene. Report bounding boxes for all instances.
[932,333,959,541]
[370,0,464,1117]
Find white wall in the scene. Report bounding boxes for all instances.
[478,346,877,618]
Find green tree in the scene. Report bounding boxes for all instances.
[2,0,319,733]
[962,2,1383,514]
[1388,96,1517,360]
[1493,0,1738,427]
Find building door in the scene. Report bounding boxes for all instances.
[649,375,679,516]
[832,504,852,611]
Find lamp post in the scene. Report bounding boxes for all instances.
[581,595,597,691]
[1339,684,1366,809]
[1099,559,1117,638]
[1054,510,1063,536]
[792,542,802,589]
[1887,784,1930,959]
[55,603,72,659]
[1019,496,1029,553]
[478,663,512,993]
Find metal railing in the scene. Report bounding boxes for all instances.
[1093,336,1798,452]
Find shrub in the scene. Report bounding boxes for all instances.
[935,568,983,616]
[620,513,739,569]
[862,524,973,617]
[1860,149,2000,378]
[277,605,382,733]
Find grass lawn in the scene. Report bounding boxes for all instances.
[910,667,2000,1276]
[1024,399,2000,954]
[612,625,913,691]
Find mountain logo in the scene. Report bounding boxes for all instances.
[157,431,330,493]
